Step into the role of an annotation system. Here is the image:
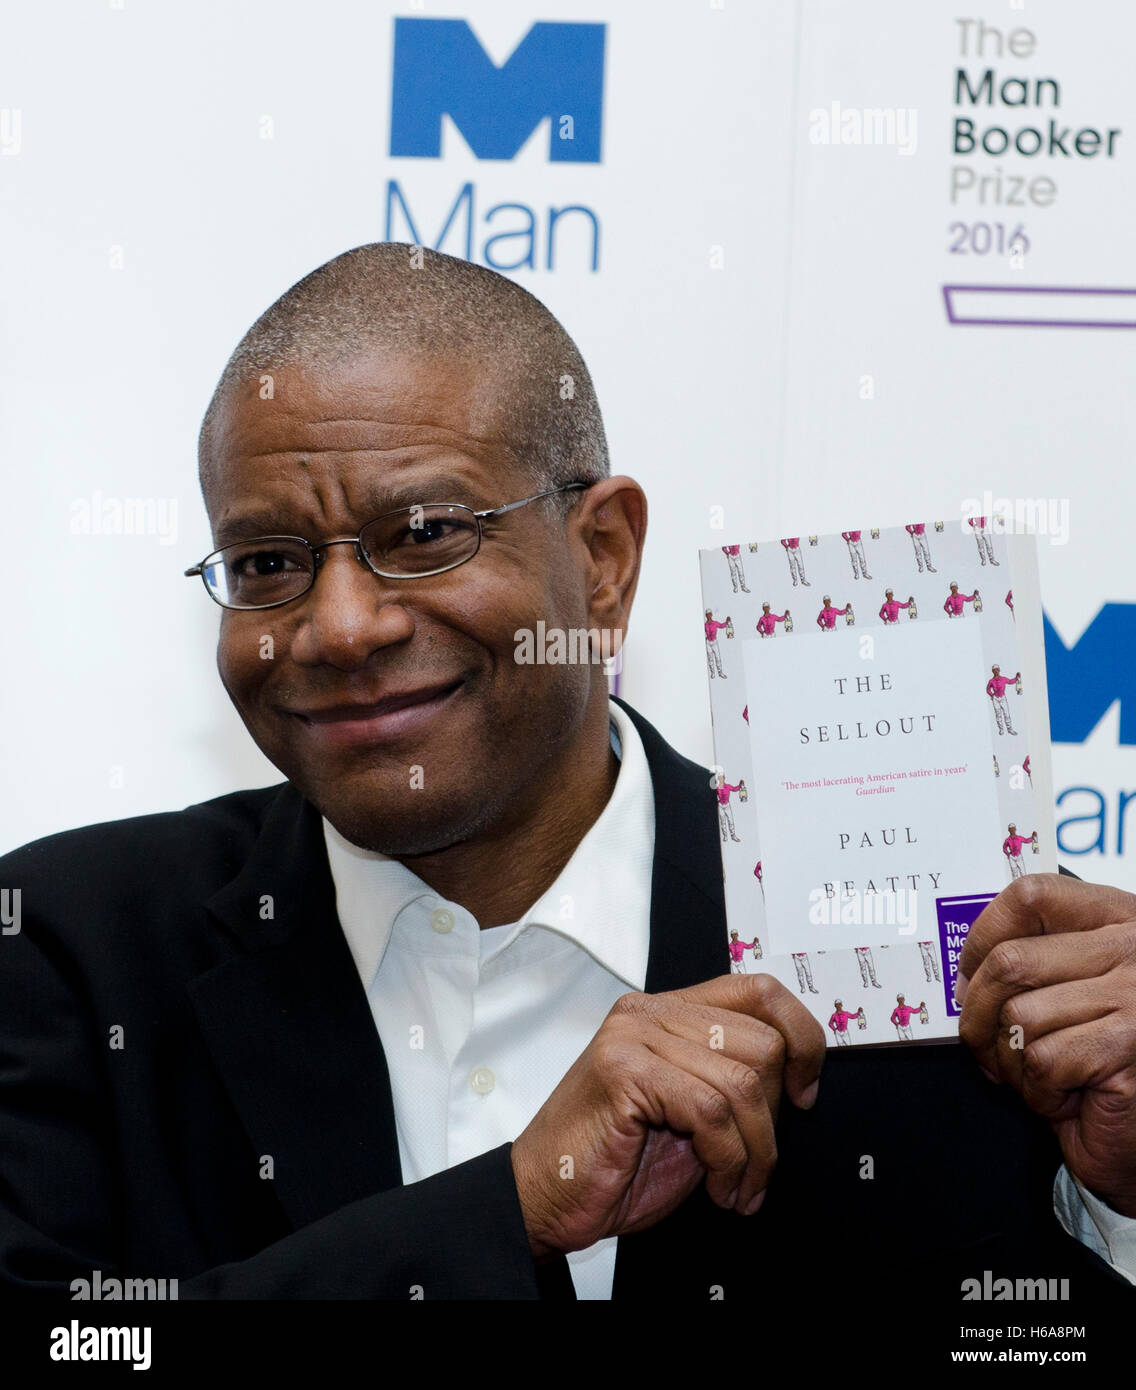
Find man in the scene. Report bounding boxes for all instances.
[879,588,915,623]
[855,944,883,989]
[905,521,936,573]
[791,950,820,996]
[756,601,789,637]
[828,1001,861,1047]
[728,931,761,975]
[780,536,810,586]
[891,994,926,1042]
[705,608,729,677]
[943,581,977,617]
[722,544,749,593]
[968,515,999,566]
[715,772,744,843]
[816,596,851,631]
[1004,823,1038,881]
[917,939,941,984]
[2,247,1136,1325]
[840,529,871,580]
[987,663,1022,736]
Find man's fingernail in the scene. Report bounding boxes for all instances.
[801,1080,819,1109]
[954,974,969,1006]
[743,1190,766,1216]
[725,1186,739,1209]
[980,1064,998,1084]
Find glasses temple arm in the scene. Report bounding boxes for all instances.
[477,482,589,519]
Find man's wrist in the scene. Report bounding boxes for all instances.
[509,1140,558,1261]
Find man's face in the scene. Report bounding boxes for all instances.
[208,351,602,855]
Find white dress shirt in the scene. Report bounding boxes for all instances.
[324,698,653,1299]
[325,697,1136,1297]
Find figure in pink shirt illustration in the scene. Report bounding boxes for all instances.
[918,940,941,984]
[1003,822,1038,880]
[968,516,1000,567]
[781,537,810,587]
[715,772,744,843]
[943,582,978,618]
[855,945,882,989]
[986,664,1022,735]
[754,860,764,901]
[722,544,750,594]
[841,530,872,580]
[891,993,927,1041]
[1006,589,1014,619]
[792,951,819,994]
[817,596,851,631]
[705,609,730,678]
[1023,753,1032,787]
[879,589,916,624]
[828,1000,865,1047]
[728,929,762,974]
[905,522,937,574]
[757,602,789,638]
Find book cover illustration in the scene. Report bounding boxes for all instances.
[701,520,1055,1046]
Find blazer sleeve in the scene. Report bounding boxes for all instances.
[178,1146,542,1299]
[0,899,543,1301]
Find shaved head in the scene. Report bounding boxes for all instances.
[198,242,609,520]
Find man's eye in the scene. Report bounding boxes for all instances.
[396,519,474,546]
[232,550,305,576]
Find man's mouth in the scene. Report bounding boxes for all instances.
[290,678,465,747]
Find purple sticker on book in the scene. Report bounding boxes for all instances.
[936,894,997,1017]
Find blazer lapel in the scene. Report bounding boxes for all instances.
[187,784,402,1231]
[610,698,734,1298]
[613,696,730,992]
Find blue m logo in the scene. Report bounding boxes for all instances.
[1045,604,1136,745]
[389,18,605,163]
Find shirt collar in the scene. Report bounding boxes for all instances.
[323,698,654,993]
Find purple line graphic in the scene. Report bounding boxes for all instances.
[942,284,1136,329]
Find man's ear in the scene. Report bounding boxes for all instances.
[575,476,647,643]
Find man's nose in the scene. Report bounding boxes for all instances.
[289,545,415,668]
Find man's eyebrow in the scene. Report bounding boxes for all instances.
[212,476,491,545]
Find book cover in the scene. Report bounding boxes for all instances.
[700,519,1055,1047]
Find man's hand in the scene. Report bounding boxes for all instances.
[510,975,825,1258]
[956,874,1136,1217]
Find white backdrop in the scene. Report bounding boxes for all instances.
[2,1,1133,890]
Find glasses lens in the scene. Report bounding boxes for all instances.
[360,504,480,576]
[205,538,313,608]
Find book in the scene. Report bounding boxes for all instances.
[701,522,1055,1046]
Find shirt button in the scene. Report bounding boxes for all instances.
[469,1066,495,1095]
[430,908,455,933]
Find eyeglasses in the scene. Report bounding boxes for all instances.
[184,482,589,611]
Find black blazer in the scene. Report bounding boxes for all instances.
[0,697,1129,1317]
